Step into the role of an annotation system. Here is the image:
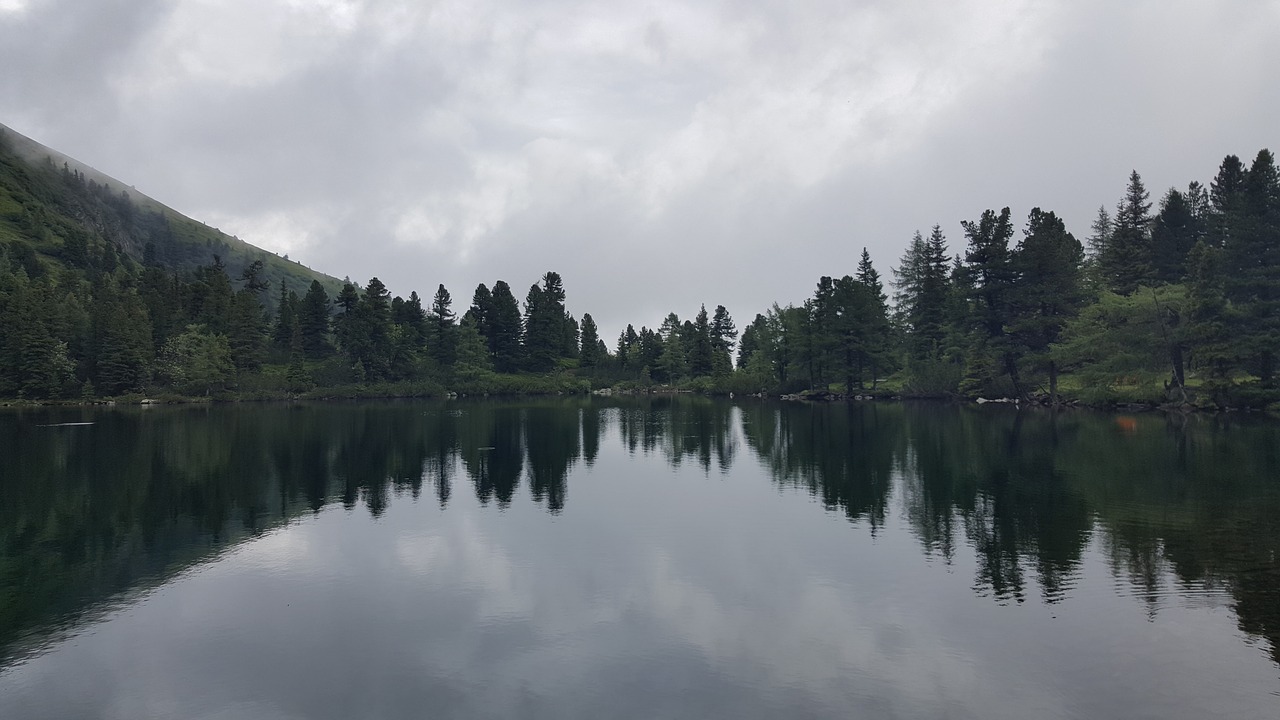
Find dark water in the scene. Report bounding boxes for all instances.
[1,398,1278,719]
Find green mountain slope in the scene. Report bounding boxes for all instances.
[0,122,342,303]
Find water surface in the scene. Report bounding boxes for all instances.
[1,399,1277,719]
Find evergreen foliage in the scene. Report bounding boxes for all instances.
[2,131,1279,406]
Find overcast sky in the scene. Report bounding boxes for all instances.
[2,0,1277,340]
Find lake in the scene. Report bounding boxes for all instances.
[1,398,1278,719]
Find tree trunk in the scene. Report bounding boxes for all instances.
[1170,343,1187,402]
[1049,359,1059,407]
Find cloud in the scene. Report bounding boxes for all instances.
[2,0,1277,339]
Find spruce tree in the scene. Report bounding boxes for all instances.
[297,280,332,359]
[429,283,457,367]
[710,305,737,376]
[1226,149,1280,385]
[688,305,714,377]
[1086,206,1111,261]
[522,272,569,372]
[961,207,1018,393]
[272,283,296,347]
[1150,188,1199,284]
[579,313,600,367]
[1100,170,1153,294]
[468,283,493,346]
[737,314,766,369]
[855,248,891,388]
[1008,208,1085,403]
[228,288,267,371]
[488,280,523,373]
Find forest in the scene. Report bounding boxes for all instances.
[1,127,1278,408]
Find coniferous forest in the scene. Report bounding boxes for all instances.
[1,127,1278,408]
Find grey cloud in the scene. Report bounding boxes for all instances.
[2,0,1278,342]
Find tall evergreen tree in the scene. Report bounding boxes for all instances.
[272,283,296,347]
[961,207,1018,393]
[579,313,601,367]
[710,305,737,376]
[1086,205,1112,261]
[687,305,715,377]
[893,227,950,360]
[91,279,152,395]
[1008,208,1086,403]
[616,324,639,369]
[656,313,687,382]
[855,248,891,388]
[1225,149,1280,385]
[1100,170,1153,294]
[1150,188,1200,284]
[467,283,493,346]
[488,280,523,372]
[227,287,267,371]
[522,272,569,372]
[428,283,457,367]
[297,280,332,359]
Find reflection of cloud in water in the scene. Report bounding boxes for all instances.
[238,520,323,574]
[641,550,1066,718]
[394,517,527,620]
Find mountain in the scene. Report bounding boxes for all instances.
[0,121,342,303]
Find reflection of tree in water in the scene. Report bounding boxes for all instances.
[614,397,737,473]
[740,401,895,531]
[582,406,605,467]
[617,400,664,457]
[328,405,438,516]
[524,404,580,513]
[457,403,526,508]
[422,409,459,509]
[1063,412,1280,663]
[897,405,1092,604]
[2,399,1279,668]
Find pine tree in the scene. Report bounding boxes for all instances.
[656,313,687,382]
[228,288,267,371]
[332,281,361,358]
[92,281,152,395]
[855,248,891,388]
[453,316,494,383]
[468,283,493,346]
[394,290,427,347]
[1100,170,1153,294]
[684,305,712,377]
[189,256,234,334]
[1008,208,1086,403]
[297,280,332,358]
[961,207,1018,393]
[272,283,296,347]
[1210,154,1248,219]
[579,313,601,367]
[616,324,639,369]
[1225,149,1280,386]
[1150,188,1200,284]
[488,280,524,373]
[522,272,569,372]
[710,305,737,376]
[737,314,766,369]
[893,227,950,360]
[428,283,457,367]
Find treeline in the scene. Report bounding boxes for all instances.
[723,149,1280,407]
[2,125,1278,406]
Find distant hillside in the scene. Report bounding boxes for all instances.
[0,122,342,305]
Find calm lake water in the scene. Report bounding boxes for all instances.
[1,398,1278,719]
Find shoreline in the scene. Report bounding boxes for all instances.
[3,386,1276,417]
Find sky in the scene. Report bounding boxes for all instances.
[2,0,1278,341]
